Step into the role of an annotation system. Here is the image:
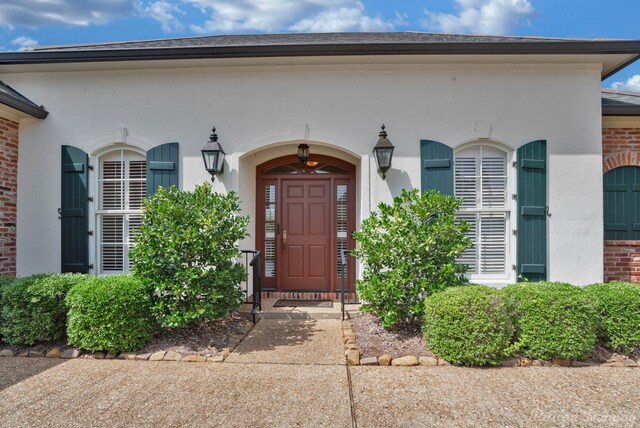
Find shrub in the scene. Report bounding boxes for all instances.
[0,275,16,341]
[423,285,514,366]
[586,281,640,354]
[65,275,156,352]
[0,273,86,345]
[352,189,471,327]
[129,183,250,327]
[504,282,597,360]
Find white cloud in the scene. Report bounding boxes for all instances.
[186,0,393,33]
[611,75,640,93]
[11,35,37,51]
[0,0,135,28]
[142,1,184,32]
[424,0,535,35]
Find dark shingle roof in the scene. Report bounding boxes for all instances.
[0,81,48,119]
[602,89,640,116]
[30,32,592,51]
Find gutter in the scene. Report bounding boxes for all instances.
[0,91,48,119]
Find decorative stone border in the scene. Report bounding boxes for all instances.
[342,314,640,368]
[0,320,254,363]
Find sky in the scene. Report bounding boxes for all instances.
[0,0,638,90]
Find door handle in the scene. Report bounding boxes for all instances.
[282,229,287,245]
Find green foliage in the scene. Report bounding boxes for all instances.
[0,275,17,341]
[65,275,156,352]
[0,273,86,345]
[352,189,471,327]
[586,281,640,354]
[504,282,598,360]
[423,286,514,366]
[129,183,249,328]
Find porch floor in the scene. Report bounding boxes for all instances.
[241,298,361,320]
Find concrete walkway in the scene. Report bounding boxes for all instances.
[1,318,640,427]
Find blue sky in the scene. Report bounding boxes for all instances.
[0,0,638,90]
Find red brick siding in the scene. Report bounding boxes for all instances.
[602,127,640,173]
[604,241,640,283]
[0,117,18,276]
[603,127,640,283]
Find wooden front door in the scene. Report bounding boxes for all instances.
[257,154,356,294]
[281,180,331,290]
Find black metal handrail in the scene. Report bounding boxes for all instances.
[241,250,262,324]
[339,248,360,320]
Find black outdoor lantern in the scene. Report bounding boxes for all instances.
[201,126,226,181]
[373,124,395,179]
[297,143,310,164]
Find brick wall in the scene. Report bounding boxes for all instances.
[603,127,640,283]
[604,241,640,283]
[602,127,640,172]
[0,117,18,276]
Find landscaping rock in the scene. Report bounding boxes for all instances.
[500,358,519,368]
[17,350,29,357]
[392,356,419,367]
[572,360,599,367]
[61,349,82,359]
[346,350,360,366]
[45,348,62,358]
[342,321,351,329]
[220,348,231,358]
[519,358,532,367]
[136,353,152,361]
[29,346,46,357]
[117,352,136,360]
[531,360,545,367]
[207,355,225,363]
[0,349,15,357]
[437,359,451,366]
[551,358,572,367]
[105,352,118,359]
[360,357,378,366]
[182,355,207,363]
[85,352,106,359]
[163,351,182,361]
[149,351,166,361]
[345,343,359,351]
[378,355,392,366]
[604,359,637,368]
[418,356,438,366]
[343,333,356,343]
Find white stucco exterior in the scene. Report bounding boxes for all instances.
[3,54,604,284]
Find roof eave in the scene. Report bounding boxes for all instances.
[603,105,640,116]
[0,92,49,119]
[2,40,640,67]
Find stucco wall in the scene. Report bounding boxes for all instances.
[6,59,603,284]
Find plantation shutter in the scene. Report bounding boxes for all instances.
[517,140,547,282]
[420,140,453,195]
[61,145,89,273]
[603,166,640,240]
[146,142,179,196]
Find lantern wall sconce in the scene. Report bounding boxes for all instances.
[297,143,310,164]
[201,126,226,182]
[373,124,395,180]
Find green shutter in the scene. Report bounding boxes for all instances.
[61,145,89,273]
[517,140,547,282]
[420,140,453,195]
[604,166,640,240]
[146,142,179,196]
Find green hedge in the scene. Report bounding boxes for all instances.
[0,275,16,341]
[504,282,598,360]
[65,275,156,352]
[0,273,86,345]
[423,285,514,366]
[587,281,640,354]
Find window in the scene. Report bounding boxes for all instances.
[455,144,512,280]
[604,166,640,240]
[97,149,146,273]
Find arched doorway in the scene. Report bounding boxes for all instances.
[256,154,356,297]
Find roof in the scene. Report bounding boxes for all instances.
[602,89,640,116]
[0,32,638,80]
[0,81,48,119]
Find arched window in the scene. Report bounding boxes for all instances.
[455,144,513,280]
[604,166,640,240]
[96,148,146,273]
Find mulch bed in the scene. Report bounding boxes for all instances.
[350,312,435,359]
[139,312,253,357]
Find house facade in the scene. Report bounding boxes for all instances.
[0,33,639,296]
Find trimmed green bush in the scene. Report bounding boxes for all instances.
[66,275,156,352]
[423,285,514,366]
[587,281,640,354]
[504,282,597,360]
[0,273,86,345]
[129,183,249,328]
[0,275,16,341]
[352,189,471,327]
